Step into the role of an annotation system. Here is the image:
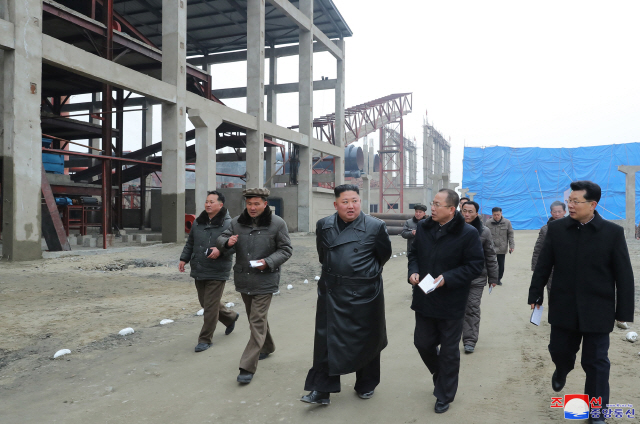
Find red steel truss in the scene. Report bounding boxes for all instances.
[297,93,412,145]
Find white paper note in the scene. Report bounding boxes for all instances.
[418,274,441,295]
[249,260,262,268]
[530,305,544,326]
[488,285,492,294]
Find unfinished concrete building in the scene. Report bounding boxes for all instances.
[422,120,452,207]
[0,0,354,261]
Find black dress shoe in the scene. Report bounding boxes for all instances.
[357,390,374,399]
[194,342,212,352]
[237,369,254,384]
[225,313,240,335]
[551,370,566,392]
[258,352,270,360]
[300,391,330,405]
[434,400,450,413]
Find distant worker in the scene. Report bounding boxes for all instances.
[401,204,428,251]
[301,184,392,405]
[531,200,566,297]
[486,207,514,285]
[217,188,293,384]
[528,181,634,422]
[460,201,499,354]
[179,191,239,353]
[407,189,484,414]
[458,197,470,211]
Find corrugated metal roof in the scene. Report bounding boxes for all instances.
[113,0,352,56]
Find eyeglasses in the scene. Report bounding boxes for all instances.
[430,201,452,208]
[565,199,591,205]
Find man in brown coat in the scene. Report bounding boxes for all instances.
[461,201,499,353]
[531,201,566,297]
[486,207,514,285]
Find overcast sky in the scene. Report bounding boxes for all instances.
[90,0,640,187]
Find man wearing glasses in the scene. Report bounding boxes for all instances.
[408,189,484,414]
[528,180,634,423]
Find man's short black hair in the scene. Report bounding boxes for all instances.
[463,201,480,213]
[550,200,566,211]
[438,188,459,208]
[334,184,360,198]
[207,190,225,204]
[492,207,502,213]
[460,197,470,202]
[570,180,601,203]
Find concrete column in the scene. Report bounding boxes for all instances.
[459,187,469,199]
[265,46,277,188]
[408,148,417,186]
[362,174,370,214]
[245,0,265,188]
[89,92,101,167]
[468,192,477,201]
[142,99,153,148]
[618,165,640,238]
[161,0,187,243]
[334,39,346,187]
[2,0,43,260]
[189,110,222,206]
[297,0,313,232]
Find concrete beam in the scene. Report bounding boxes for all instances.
[297,0,314,232]
[160,0,187,243]
[187,42,332,66]
[618,165,640,238]
[267,0,311,31]
[312,26,343,60]
[2,0,43,260]
[212,78,336,99]
[245,0,266,188]
[42,35,176,103]
[0,18,15,50]
[186,92,257,131]
[189,110,222,205]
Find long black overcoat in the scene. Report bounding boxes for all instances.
[528,211,635,333]
[407,211,485,320]
[313,211,392,375]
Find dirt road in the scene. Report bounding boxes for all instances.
[1,231,638,423]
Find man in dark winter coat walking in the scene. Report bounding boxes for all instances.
[217,188,292,384]
[301,184,392,406]
[179,191,239,352]
[461,201,499,353]
[401,204,427,252]
[408,189,484,414]
[531,200,566,297]
[528,181,634,423]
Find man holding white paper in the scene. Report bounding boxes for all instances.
[407,189,484,414]
[217,188,292,384]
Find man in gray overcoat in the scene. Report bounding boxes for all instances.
[461,201,499,353]
[486,206,515,285]
[301,184,392,405]
[179,191,238,353]
[217,188,292,384]
[401,204,427,252]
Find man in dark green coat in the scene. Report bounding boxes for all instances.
[301,184,392,406]
[179,191,238,353]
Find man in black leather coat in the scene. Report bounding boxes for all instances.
[301,184,392,406]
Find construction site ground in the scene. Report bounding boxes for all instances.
[1,231,638,423]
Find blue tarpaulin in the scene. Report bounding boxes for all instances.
[462,143,640,230]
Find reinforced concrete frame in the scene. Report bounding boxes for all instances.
[0,0,349,260]
[422,119,452,207]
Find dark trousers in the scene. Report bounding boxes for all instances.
[414,312,464,404]
[304,353,381,394]
[549,326,610,407]
[496,254,506,282]
[239,293,276,374]
[194,279,237,344]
